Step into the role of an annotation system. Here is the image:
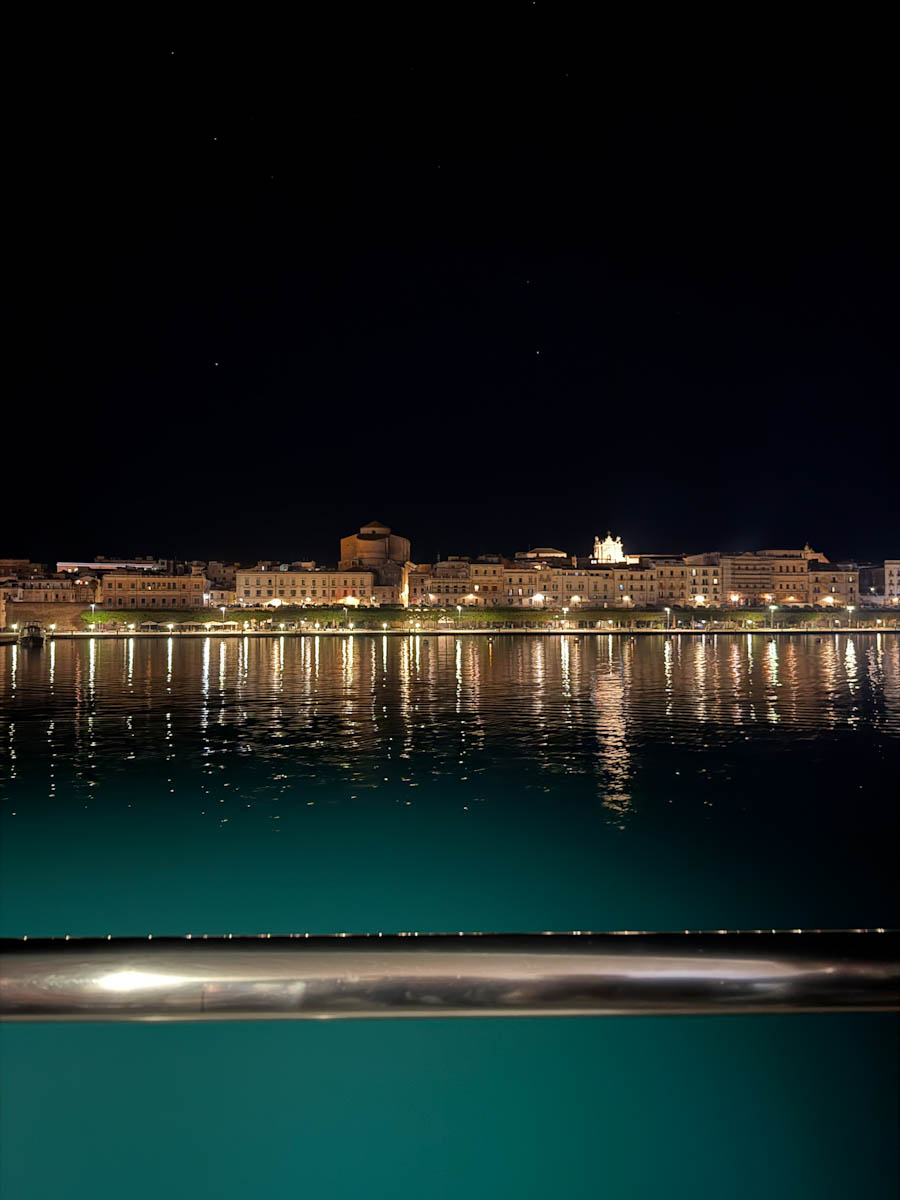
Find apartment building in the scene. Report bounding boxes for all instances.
[236,565,376,606]
[718,545,832,606]
[885,560,900,605]
[807,565,858,607]
[1,577,99,604]
[99,570,208,609]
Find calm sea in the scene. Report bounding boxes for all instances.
[1,634,898,1199]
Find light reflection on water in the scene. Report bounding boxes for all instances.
[2,634,899,798]
[0,633,898,939]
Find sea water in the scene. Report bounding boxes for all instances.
[1,634,897,1199]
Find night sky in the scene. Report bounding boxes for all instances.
[11,9,897,567]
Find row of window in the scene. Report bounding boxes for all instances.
[238,577,368,588]
[104,581,202,591]
[110,597,193,606]
[243,588,367,598]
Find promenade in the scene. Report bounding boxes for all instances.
[2,625,896,643]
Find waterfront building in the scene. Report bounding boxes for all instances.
[885,560,900,605]
[236,564,376,607]
[99,569,208,609]
[205,586,237,607]
[1,576,99,604]
[717,545,838,606]
[807,565,858,608]
[857,563,885,600]
[339,520,411,605]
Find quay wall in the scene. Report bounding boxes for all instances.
[0,600,90,631]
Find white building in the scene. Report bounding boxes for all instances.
[886,560,900,605]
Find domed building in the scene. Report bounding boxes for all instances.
[339,521,412,606]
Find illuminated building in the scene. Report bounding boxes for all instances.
[339,520,411,605]
[1,576,99,604]
[592,533,629,563]
[237,565,375,607]
[99,569,208,609]
[886,560,900,605]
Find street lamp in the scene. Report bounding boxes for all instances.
[847,605,855,627]
[664,606,671,629]
[456,604,462,623]
[90,602,96,627]
[768,604,778,628]
[220,605,227,624]
[562,606,569,627]
[343,606,348,629]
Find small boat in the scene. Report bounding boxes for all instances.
[17,622,45,647]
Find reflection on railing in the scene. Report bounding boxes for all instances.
[3,931,896,1022]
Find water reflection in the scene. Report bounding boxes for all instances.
[0,635,898,829]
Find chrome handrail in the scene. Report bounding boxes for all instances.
[1,931,896,1022]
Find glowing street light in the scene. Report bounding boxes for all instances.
[456,604,462,622]
[768,604,778,628]
[220,605,227,624]
[664,606,671,629]
[847,605,855,627]
[382,622,388,630]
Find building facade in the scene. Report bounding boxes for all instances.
[1,577,99,604]
[99,571,208,609]
[236,565,376,606]
[339,520,411,605]
[885,560,900,605]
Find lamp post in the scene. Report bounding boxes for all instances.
[220,605,227,625]
[90,602,96,629]
[768,604,778,629]
[847,605,855,628]
[343,606,348,630]
[664,606,671,630]
[456,604,462,626]
[562,606,569,629]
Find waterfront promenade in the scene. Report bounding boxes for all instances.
[2,625,896,643]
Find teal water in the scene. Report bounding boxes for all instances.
[1,634,898,1198]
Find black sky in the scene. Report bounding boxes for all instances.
[10,7,898,566]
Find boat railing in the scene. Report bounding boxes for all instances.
[1,930,896,1022]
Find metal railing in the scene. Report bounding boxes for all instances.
[1,930,897,1022]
